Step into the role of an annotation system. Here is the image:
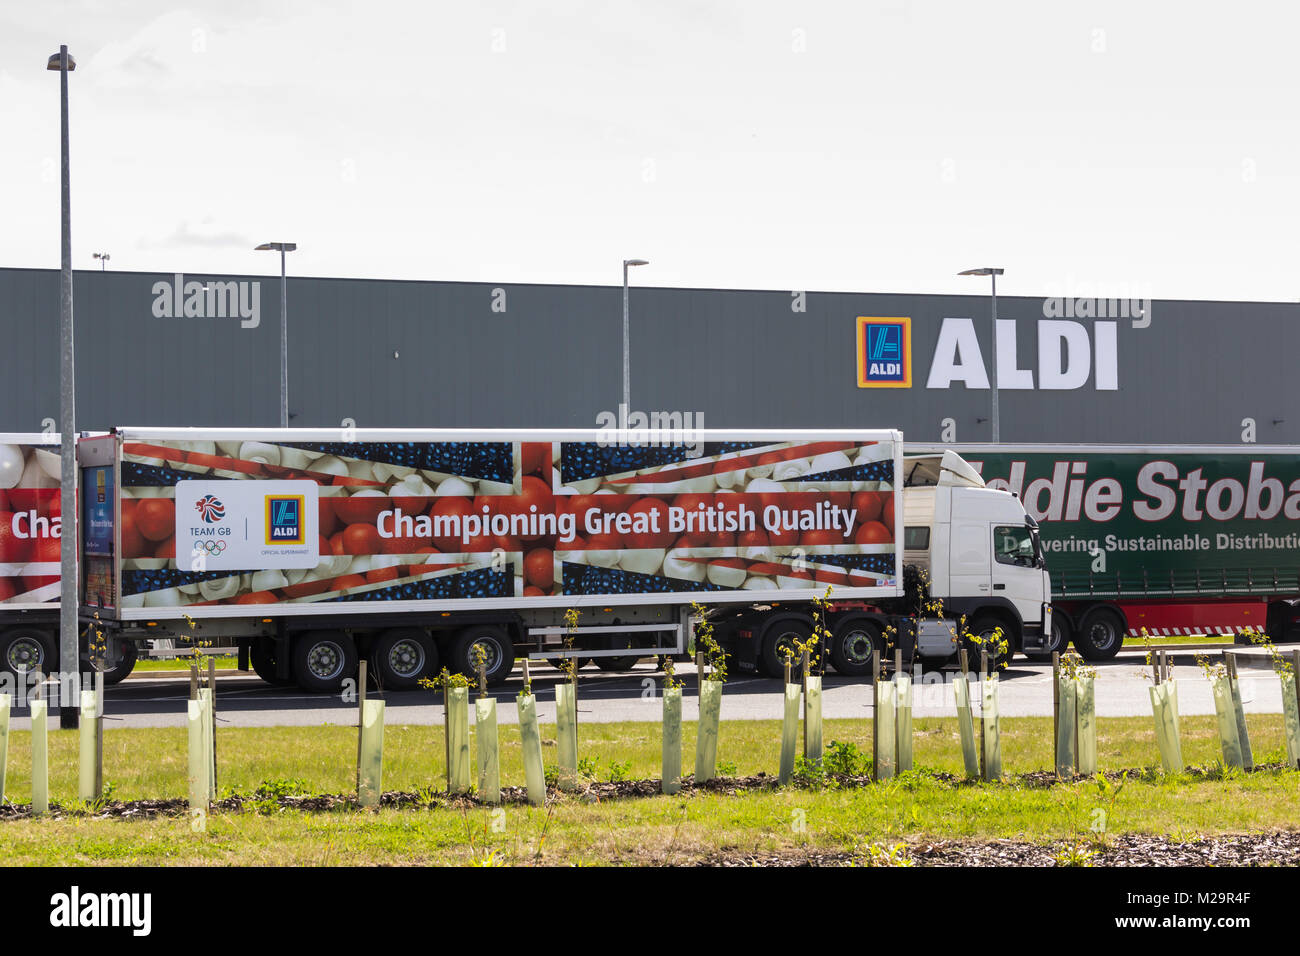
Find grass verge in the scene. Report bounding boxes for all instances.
[1,715,1296,865]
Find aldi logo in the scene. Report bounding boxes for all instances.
[265,495,305,545]
[856,316,911,388]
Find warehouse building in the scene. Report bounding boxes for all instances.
[0,266,1295,445]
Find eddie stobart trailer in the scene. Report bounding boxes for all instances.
[918,444,1300,660]
[74,428,1051,690]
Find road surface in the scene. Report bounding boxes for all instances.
[3,647,1287,729]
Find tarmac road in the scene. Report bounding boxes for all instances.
[3,646,1287,730]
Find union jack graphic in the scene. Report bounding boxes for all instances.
[118,436,898,608]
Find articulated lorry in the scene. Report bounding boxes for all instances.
[916,445,1300,660]
[4,428,1048,691]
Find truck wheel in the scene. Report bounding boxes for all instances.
[87,638,138,685]
[759,620,811,679]
[963,615,1014,672]
[1025,614,1071,662]
[371,628,436,690]
[251,641,294,686]
[829,619,881,677]
[449,625,515,686]
[594,633,640,672]
[292,630,358,694]
[0,628,55,678]
[1076,608,1125,662]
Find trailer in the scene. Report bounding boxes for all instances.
[68,428,1052,690]
[918,444,1300,659]
[1,434,66,679]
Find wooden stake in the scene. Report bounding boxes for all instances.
[189,662,199,701]
[478,660,487,698]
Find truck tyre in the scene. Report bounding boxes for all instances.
[1025,614,1071,662]
[759,619,812,680]
[292,630,358,693]
[371,628,437,690]
[449,625,515,686]
[829,618,881,677]
[0,627,56,678]
[85,637,138,685]
[1075,608,1125,662]
[963,614,1014,671]
[594,632,640,672]
[251,640,294,686]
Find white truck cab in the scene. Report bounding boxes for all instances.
[903,452,1053,662]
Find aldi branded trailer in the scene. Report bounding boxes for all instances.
[917,444,1300,659]
[62,428,1053,691]
[72,428,918,690]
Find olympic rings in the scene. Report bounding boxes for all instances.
[192,540,227,555]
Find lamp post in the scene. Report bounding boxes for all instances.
[255,242,297,427]
[92,252,109,271]
[622,259,649,414]
[48,45,78,729]
[959,267,1005,443]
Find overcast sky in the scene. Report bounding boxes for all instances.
[3,1,1298,302]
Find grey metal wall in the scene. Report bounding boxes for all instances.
[1,266,1295,444]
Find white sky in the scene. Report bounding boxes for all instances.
[3,1,1298,301]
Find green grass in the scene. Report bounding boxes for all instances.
[1,716,1297,865]
[129,655,239,673]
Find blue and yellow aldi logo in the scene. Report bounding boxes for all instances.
[265,495,306,546]
[856,316,911,388]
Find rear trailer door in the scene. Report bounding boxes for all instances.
[78,435,120,616]
[108,428,904,620]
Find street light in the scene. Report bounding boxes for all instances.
[959,267,1005,443]
[47,45,78,729]
[622,259,649,413]
[92,252,109,270]
[255,242,297,427]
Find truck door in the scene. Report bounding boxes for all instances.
[949,519,992,604]
[990,524,1044,625]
